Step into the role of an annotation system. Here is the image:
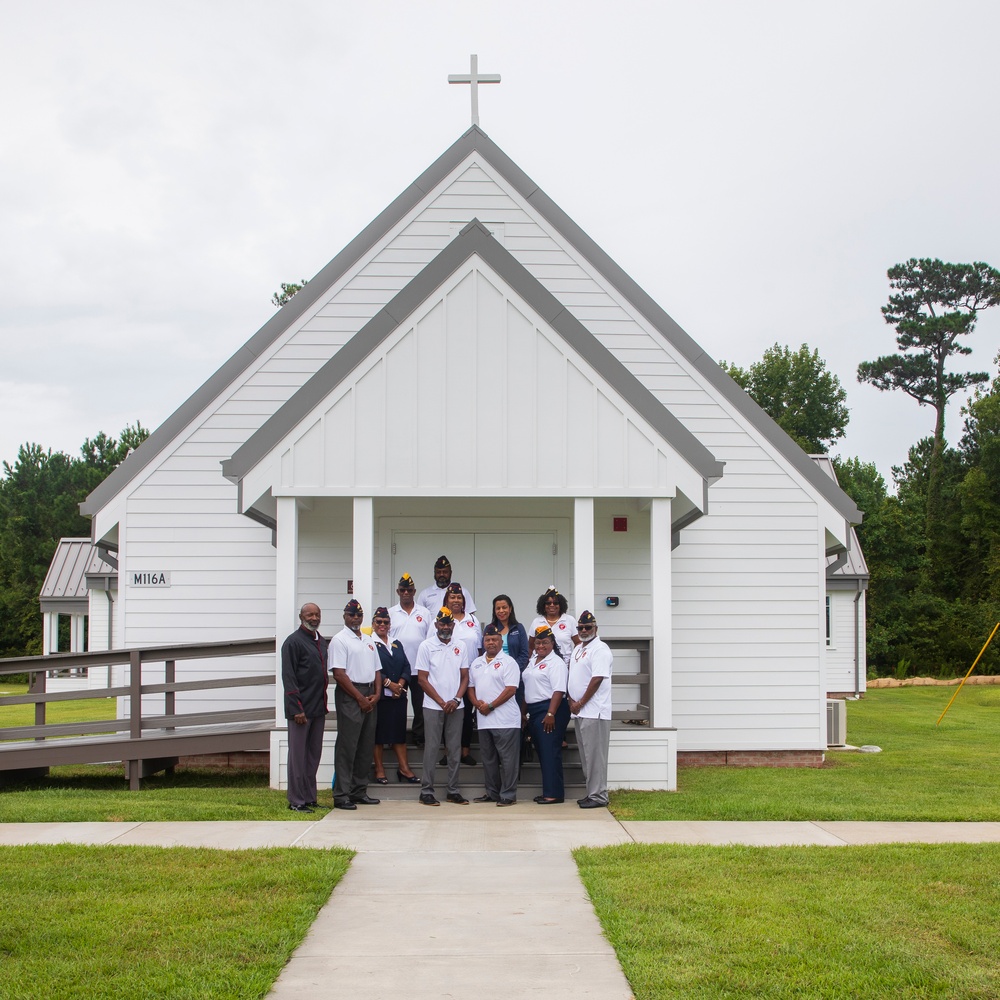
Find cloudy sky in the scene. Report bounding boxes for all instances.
[2,0,998,487]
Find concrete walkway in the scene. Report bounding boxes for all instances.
[4,807,1000,999]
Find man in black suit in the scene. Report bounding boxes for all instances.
[281,602,329,813]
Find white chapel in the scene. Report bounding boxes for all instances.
[81,109,863,789]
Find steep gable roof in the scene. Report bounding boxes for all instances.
[82,125,861,525]
[223,220,722,513]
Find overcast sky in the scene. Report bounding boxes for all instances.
[2,0,998,488]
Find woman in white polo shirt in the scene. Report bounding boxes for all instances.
[522,625,569,804]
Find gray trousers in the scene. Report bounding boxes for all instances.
[333,683,376,802]
[286,714,325,807]
[576,717,610,805]
[479,727,520,802]
[422,707,463,796]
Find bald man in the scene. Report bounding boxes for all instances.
[281,603,329,812]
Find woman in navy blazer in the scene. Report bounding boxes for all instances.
[491,594,529,670]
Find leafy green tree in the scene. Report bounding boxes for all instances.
[271,279,309,309]
[957,359,1000,601]
[0,424,148,658]
[720,343,849,453]
[858,258,1000,585]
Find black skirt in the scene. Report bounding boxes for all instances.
[374,690,408,744]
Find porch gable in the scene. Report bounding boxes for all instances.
[224,221,722,519]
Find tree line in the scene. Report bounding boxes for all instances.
[0,424,148,658]
[723,258,1000,677]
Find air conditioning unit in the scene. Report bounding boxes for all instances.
[827,699,847,746]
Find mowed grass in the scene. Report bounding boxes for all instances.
[0,843,352,1000]
[0,764,325,822]
[0,682,116,728]
[612,685,1000,821]
[575,841,1000,1000]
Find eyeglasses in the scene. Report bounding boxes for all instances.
[577,623,596,632]
[373,619,390,626]
[345,610,363,617]
[397,587,415,592]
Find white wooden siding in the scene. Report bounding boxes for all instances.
[106,151,837,752]
[825,588,867,694]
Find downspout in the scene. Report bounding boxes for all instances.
[853,585,862,698]
[106,587,115,690]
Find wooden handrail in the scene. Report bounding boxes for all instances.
[0,637,277,789]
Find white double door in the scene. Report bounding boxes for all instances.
[388,524,568,626]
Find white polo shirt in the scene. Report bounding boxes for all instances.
[528,613,578,663]
[417,583,477,616]
[388,602,432,675]
[328,627,379,684]
[414,635,468,711]
[522,649,568,704]
[568,636,614,720]
[468,652,521,730]
[452,613,483,664]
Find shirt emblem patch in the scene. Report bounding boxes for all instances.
[416,616,423,622]
[453,647,461,655]
[559,623,567,630]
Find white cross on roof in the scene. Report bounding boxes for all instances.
[448,54,501,127]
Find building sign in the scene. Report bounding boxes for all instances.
[130,571,171,587]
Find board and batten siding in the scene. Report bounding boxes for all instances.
[107,151,833,748]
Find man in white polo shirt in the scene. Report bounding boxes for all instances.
[329,599,381,810]
[567,610,614,809]
[414,607,469,807]
[468,622,521,806]
[416,554,477,617]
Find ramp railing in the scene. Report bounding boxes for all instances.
[0,638,276,789]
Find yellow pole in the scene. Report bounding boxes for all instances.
[936,621,1000,726]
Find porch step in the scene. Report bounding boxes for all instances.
[361,730,587,800]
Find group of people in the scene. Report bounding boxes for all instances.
[280,555,613,813]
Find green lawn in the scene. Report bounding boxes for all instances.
[612,685,1000,821]
[575,842,1000,999]
[0,844,352,1000]
[0,681,115,728]
[0,765,327,822]
[2,685,998,822]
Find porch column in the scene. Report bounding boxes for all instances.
[573,498,595,615]
[43,612,58,654]
[275,496,300,725]
[70,613,86,653]
[353,497,374,618]
[649,497,672,728]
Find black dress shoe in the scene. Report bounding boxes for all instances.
[460,754,477,766]
[420,793,440,806]
[439,755,448,766]
[288,803,314,813]
[537,797,564,804]
[579,798,606,809]
[352,795,381,805]
[497,798,516,807]
[473,794,496,803]
[533,795,546,803]
[576,796,591,805]
[445,792,469,805]
[306,801,319,808]
[333,799,357,810]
